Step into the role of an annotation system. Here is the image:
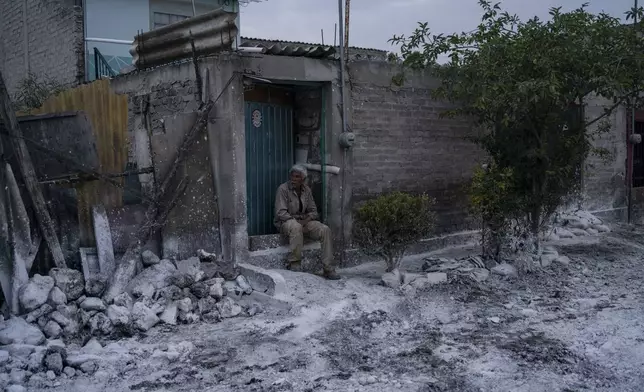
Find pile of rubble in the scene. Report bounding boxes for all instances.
[0,249,260,390]
[545,210,611,240]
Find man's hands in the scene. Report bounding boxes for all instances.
[295,216,312,232]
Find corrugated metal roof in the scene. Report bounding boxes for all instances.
[241,36,387,53]
[131,8,239,69]
[240,38,336,59]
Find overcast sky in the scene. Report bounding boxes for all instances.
[239,0,635,51]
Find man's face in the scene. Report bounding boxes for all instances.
[290,171,304,188]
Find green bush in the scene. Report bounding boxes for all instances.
[354,192,435,272]
[469,163,521,261]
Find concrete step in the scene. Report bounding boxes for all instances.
[248,241,321,271]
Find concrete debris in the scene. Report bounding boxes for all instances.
[24,304,53,323]
[159,302,178,325]
[126,259,176,295]
[197,297,218,315]
[42,321,62,339]
[491,263,518,278]
[555,228,574,239]
[156,285,183,301]
[209,282,224,299]
[48,268,85,302]
[235,275,253,295]
[175,257,203,282]
[570,228,589,237]
[44,352,64,374]
[217,297,242,318]
[425,272,448,285]
[380,269,403,289]
[63,367,76,377]
[141,250,161,267]
[198,248,240,280]
[131,282,155,299]
[92,205,116,286]
[190,282,210,298]
[106,305,131,328]
[0,317,45,345]
[556,255,571,265]
[82,338,102,352]
[113,293,133,310]
[0,350,9,364]
[80,297,106,312]
[47,287,67,307]
[79,360,98,374]
[176,298,193,313]
[18,275,55,313]
[5,385,27,392]
[88,313,113,336]
[131,302,159,331]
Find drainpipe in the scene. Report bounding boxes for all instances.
[628,0,638,224]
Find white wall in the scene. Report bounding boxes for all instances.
[85,0,150,58]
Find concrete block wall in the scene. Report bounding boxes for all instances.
[0,0,85,94]
[112,62,218,261]
[348,61,485,234]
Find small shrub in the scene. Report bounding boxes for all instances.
[469,163,521,261]
[12,73,66,112]
[354,192,435,272]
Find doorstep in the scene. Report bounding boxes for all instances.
[248,234,321,270]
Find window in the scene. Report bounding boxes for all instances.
[153,12,189,29]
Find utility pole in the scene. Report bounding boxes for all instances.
[344,0,351,60]
[628,0,638,224]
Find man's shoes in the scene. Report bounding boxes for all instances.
[286,260,302,272]
[323,270,341,280]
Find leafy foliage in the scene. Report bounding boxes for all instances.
[391,1,644,251]
[354,192,435,272]
[12,73,66,112]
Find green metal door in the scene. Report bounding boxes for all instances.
[245,102,294,236]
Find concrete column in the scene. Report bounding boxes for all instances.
[206,58,248,268]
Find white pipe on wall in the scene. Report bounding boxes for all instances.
[85,37,133,45]
[304,164,340,175]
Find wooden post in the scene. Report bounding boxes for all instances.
[0,70,67,268]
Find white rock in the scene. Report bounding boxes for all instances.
[113,293,133,310]
[216,297,242,318]
[159,303,178,325]
[47,287,67,307]
[63,367,76,377]
[469,268,490,282]
[426,272,448,284]
[568,217,590,230]
[487,317,501,324]
[0,350,9,364]
[18,275,55,312]
[594,224,610,233]
[5,386,27,392]
[235,275,253,295]
[209,283,224,299]
[80,297,106,312]
[106,305,130,327]
[555,255,571,265]
[491,263,518,278]
[141,250,161,267]
[570,228,588,237]
[131,302,159,331]
[556,228,574,239]
[24,304,53,323]
[520,308,538,317]
[88,313,113,335]
[46,370,56,380]
[82,338,103,352]
[381,269,403,289]
[49,268,85,301]
[9,369,28,384]
[125,260,176,294]
[43,321,62,339]
[65,354,101,367]
[48,311,72,328]
[131,282,155,299]
[176,298,193,313]
[586,228,599,235]
[79,361,98,375]
[0,317,45,345]
[540,253,558,268]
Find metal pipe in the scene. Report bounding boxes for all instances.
[338,0,348,261]
[321,88,328,222]
[85,37,133,45]
[628,0,638,224]
[238,47,264,53]
[191,0,197,16]
[304,163,340,175]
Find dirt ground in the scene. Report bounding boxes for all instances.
[38,223,644,392]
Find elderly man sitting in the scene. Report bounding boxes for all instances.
[274,164,340,280]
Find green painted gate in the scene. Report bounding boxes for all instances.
[245,102,294,236]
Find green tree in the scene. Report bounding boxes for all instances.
[391,1,644,253]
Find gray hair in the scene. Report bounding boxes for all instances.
[290,164,308,178]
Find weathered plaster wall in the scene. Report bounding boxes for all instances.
[0,0,85,93]
[583,97,628,219]
[349,61,485,234]
[111,61,218,260]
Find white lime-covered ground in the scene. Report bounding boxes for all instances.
[3,223,644,392]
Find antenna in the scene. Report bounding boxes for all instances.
[321,29,325,45]
[334,23,337,46]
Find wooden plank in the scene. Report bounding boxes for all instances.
[0,70,67,268]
